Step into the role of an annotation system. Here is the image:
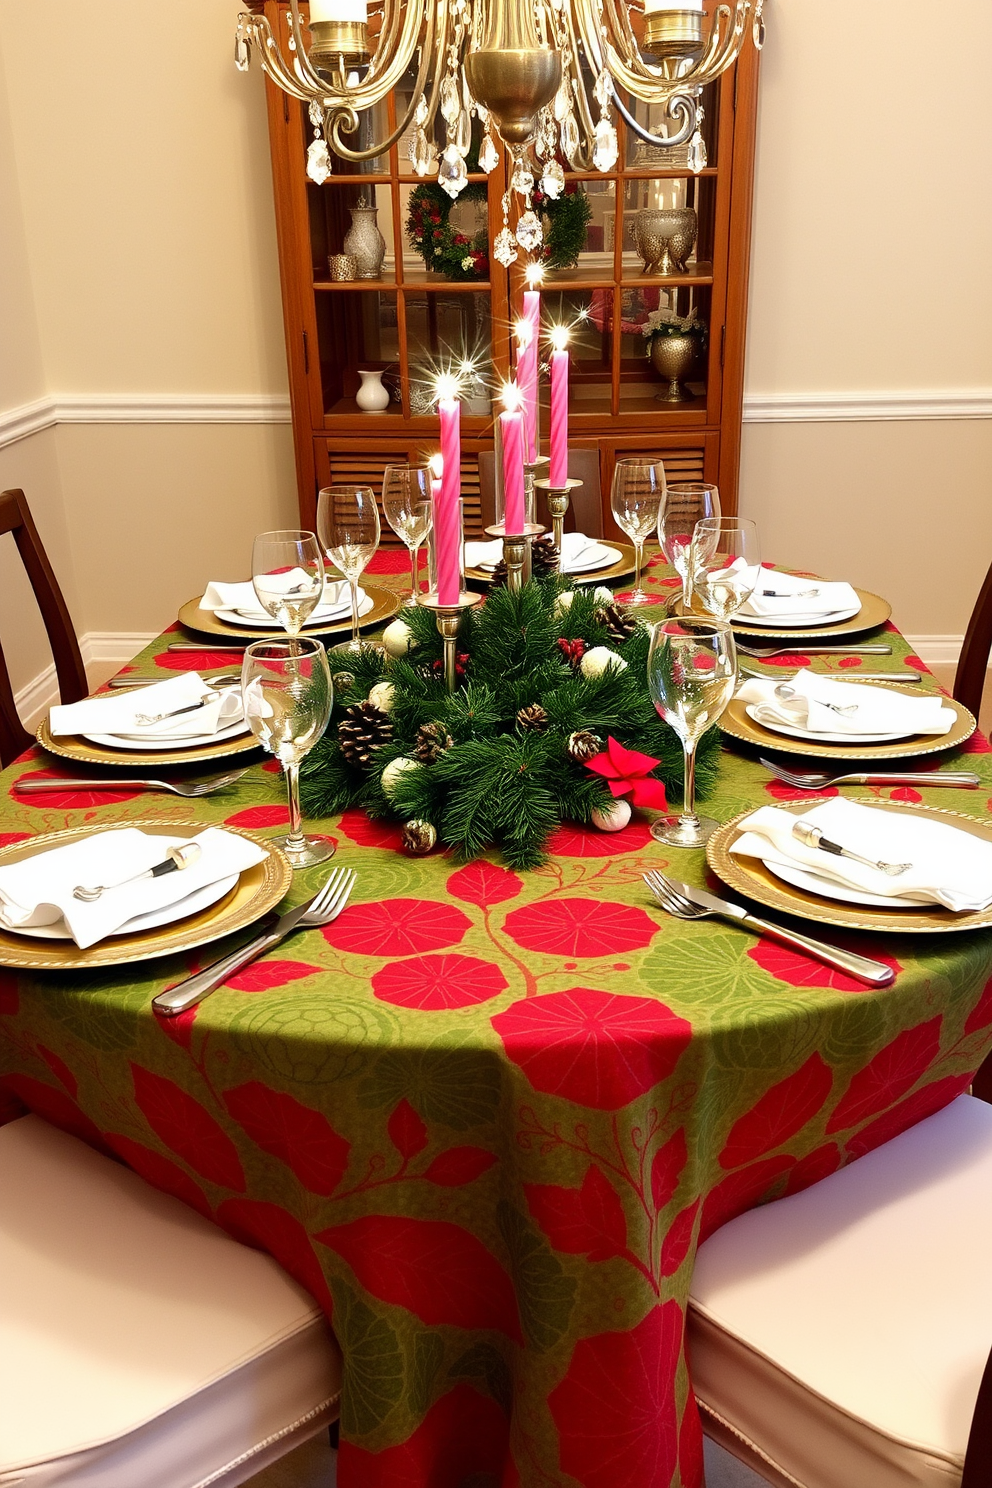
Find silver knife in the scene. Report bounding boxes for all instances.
[740,668,923,684]
[167,642,246,653]
[663,877,895,987]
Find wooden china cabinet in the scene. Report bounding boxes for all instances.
[250,1,760,542]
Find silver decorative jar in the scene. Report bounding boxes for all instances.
[635,207,698,275]
[343,200,386,281]
[650,331,702,402]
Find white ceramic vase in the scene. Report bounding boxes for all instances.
[355,369,390,412]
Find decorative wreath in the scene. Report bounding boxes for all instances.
[406,181,593,283]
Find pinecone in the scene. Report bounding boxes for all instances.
[531,534,561,578]
[516,703,549,732]
[401,819,437,855]
[567,729,602,763]
[337,701,393,767]
[595,601,638,644]
[487,559,508,591]
[413,721,453,765]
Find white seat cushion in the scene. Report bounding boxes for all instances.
[0,1116,341,1488]
[688,1094,992,1488]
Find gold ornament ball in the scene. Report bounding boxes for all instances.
[401,819,437,855]
[591,798,632,832]
[580,646,627,680]
[381,756,420,799]
[368,680,396,713]
[382,619,414,658]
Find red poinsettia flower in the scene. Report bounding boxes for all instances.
[585,736,668,811]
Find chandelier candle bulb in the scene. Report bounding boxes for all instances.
[309,0,368,22]
[643,0,703,10]
[436,387,463,607]
[549,330,570,489]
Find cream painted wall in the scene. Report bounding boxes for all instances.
[0,0,990,701]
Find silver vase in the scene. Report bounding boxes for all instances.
[343,202,386,281]
[650,332,701,402]
[635,207,698,275]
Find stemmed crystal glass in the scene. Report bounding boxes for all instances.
[382,464,433,607]
[689,516,761,622]
[251,530,325,638]
[610,457,667,604]
[647,617,737,848]
[241,637,334,869]
[658,483,721,612]
[317,484,380,655]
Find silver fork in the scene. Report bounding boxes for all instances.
[643,871,895,987]
[107,672,242,689]
[758,758,981,791]
[736,643,892,659]
[14,769,250,798]
[152,867,357,1015]
[739,664,922,683]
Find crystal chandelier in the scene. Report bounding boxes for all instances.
[235,0,764,262]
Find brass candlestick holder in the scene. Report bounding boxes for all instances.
[417,591,483,692]
[485,523,546,594]
[535,476,583,552]
[522,457,548,583]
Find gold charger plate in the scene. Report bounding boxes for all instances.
[707,798,992,935]
[726,584,891,639]
[0,821,292,969]
[36,708,263,770]
[465,542,637,588]
[177,583,400,640]
[720,682,975,762]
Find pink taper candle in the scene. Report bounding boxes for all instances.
[516,288,541,464]
[436,386,462,606]
[500,387,526,536]
[549,330,570,488]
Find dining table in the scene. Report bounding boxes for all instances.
[2,546,992,1488]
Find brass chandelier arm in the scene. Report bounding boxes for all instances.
[325,17,441,161]
[611,89,696,151]
[238,14,316,102]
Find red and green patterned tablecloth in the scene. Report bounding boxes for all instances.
[2,550,992,1488]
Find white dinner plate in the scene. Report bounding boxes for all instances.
[743,705,911,746]
[765,858,924,910]
[563,545,622,574]
[4,873,240,941]
[83,718,252,751]
[217,593,373,628]
[736,602,862,628]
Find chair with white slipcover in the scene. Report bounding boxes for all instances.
[0,1114,341,1487]
[688,1092,992,1488]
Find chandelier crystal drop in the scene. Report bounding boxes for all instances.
[235,1,764,185]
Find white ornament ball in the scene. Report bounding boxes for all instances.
[592,798,632,832]
[593,586,615,605]
[382,619,414,658]
[381,757,419,800]
[554,591,578,614]
[580,646,627,680]
[368,680,396,714]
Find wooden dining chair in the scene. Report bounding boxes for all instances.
[953,555,992,721]
[0,488,87,767]
[0,1113,342,1487]
[687,1091,992,1488]
[477,447,604,537]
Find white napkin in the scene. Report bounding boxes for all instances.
[49,673,244,741]
[200,569,321,614]
[737,567,860,620]
[731,797,992,913]
[736,669,955,739]
[0,827,269,949]
[465,532,606,573]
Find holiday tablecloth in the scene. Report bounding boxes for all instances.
[2,551,992,1488]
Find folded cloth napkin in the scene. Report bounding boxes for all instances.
[730,797,992,913]
[736,669,955,738]
[200,573,353,620]
[49,672,244,740]
[464,532,607,574]
[0,827,269,948]
[736,567,860,621]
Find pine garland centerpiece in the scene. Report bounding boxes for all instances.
[301,578,721,869]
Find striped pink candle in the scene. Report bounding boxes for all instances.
[437,396,462,605]
[516,290,541,464]
[500,403,526,536]
[549,339,569,487]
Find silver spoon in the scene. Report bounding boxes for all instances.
[134,692,220,727]
[792,820,911,877]
[774,683,859,717]
[73,842,202,902]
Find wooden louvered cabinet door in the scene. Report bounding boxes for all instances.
[314,440,488,543]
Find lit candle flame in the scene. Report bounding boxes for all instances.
[549,325,570,353]
[428,452,444,479]
[514,318,532,350]
[434,372,461,403]
[524,262,545,289]
[500,381,524,414]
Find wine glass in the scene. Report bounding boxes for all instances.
[317,485,381,655]
[647,618,737,848]
[658,482,721,612]
[689,516,761,622]
[382,464,433,608]
[251,530,325,637]
[610,458,667,605]
[241,637,334,869]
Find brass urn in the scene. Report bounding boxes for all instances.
[650,332,702,402]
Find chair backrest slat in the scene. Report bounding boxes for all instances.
[954,557,992,720]
[0,489,87,768]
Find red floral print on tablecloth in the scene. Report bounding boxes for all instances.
[0,831,31,847]
[0,971,19,1016]
[223,1082,351,1195]
[747,941,903,993]
[447,860,523,907]
[525,1165,629,1263]
[783,1142,842,1196]
[764,779,839,803]
[700,1154,796,1241]
[719,1054,833,1169]
[155,648,249,671]
[105,1134,213,1218]
[337,808,407,850]
[131,1063,246,1191]
[502,898,657,958]
[323,899,472,957]
[223,959,321,992]
[549,1303,685,1488]
[845,1073,973,1160]
[546,820,654,856]
[1,1074,110,1153]
[372,954,509,1010]
[217,1198,334,1314]
[339,1383,509,1488]
[826,1016,943,1133]
[492,988,692,1110]
[224,804,290,829]
[12,769,142,808]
